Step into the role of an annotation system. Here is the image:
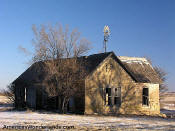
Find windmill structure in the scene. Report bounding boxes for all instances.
[103,25,110,53]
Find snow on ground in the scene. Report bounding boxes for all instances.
[0,111,175,130]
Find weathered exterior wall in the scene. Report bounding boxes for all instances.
[15,83,37,109]
[15,86,25,108]
[119,83,160,115]
[26,86,36,108]
[85,56,135,114]
[85,56,160,116]
[143,83,160,115]
[73,80,85,114]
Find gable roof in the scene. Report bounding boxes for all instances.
[84,52,138,82]
[12,61,47,85]
[12,52,112,85]
[81,52,112,73]
[12,52,160,85]
[118,56,160,83]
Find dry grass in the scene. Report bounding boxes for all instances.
[0,95,10,104]
[160,92,175,110]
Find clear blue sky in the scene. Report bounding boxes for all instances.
[0,0,175,91]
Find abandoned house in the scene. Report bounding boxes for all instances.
[12,52,161,115]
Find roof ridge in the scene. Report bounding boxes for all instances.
[85,51,113,57]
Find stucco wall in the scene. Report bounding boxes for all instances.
[85,56,160,115]
[119,83,160,115]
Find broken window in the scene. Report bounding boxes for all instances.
[142,88,149,106]
[114,88,121,106]
[105,64,113,72]
[105,88,112,106]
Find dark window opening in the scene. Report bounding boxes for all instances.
[114,97,120,105]
[105,64,113,72]
[142,88,149,106]
[105,64,108,72]
[114,88,121,106]
[105,88,112,106]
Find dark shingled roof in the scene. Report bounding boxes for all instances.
[13,61,47,85]
[13,52,112,85]
[13,52,160,85]
[81,52,111,73]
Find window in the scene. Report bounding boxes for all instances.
[114,88,121,106]
[142,88,149,106]
[105,64,113,72]
[105,87,121,106]
[105,88,112,106]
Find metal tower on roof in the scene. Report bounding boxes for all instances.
[103,25,110,53]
